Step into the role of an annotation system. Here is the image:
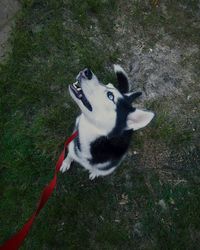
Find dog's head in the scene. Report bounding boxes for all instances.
[69,65,154,136]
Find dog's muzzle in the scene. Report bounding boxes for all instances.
[69,68,93,112]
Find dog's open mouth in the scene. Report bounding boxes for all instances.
[70,81,92,112]
[70,81,83,99]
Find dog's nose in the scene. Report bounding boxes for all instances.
[83,68,92,80]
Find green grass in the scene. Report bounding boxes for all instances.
[1,0,200,249]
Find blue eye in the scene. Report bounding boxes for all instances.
[107,91,114,102]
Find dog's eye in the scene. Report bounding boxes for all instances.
[107,91,114,102]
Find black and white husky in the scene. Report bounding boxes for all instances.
[60,65,154,179]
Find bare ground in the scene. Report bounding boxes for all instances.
[0,0,20,62]
[111,0,200,182]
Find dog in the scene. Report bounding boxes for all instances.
[60,65,154,179]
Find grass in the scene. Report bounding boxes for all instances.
[1,0,200,249]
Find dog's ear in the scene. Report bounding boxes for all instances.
[124,91,142,103]
[126,109,154,131]
[114,64,129,94]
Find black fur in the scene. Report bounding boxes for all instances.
[89,130,133,166]
[81,94,92,111]
[116,72,129,94]
[125,91,142,103]
[108,98,135,138]
[74,135,81,152]
[84,68,92,80]
[89,98,134,167]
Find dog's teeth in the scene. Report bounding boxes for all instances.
[73,81,81,89]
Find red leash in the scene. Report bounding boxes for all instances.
[0,131,78,250]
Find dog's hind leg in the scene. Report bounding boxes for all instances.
[60,153,74,173]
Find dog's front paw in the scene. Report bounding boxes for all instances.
[60,158,73,173]
[60,161,70,173]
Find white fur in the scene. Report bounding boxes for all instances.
[60,154,73,172]
[61,114,119,179]
[114,64,128,78]
[126,109,154,131]
[89,167,116,180]
[60,66,154,179]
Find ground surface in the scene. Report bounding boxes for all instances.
[0,0,200,249]
[0,0,20,61]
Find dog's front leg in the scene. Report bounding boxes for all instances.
[60,153,74,173]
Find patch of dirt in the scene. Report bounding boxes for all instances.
[114,1,200,100]
[0,0,20,62]
[127,42,198,100]
[112,1,200,181]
